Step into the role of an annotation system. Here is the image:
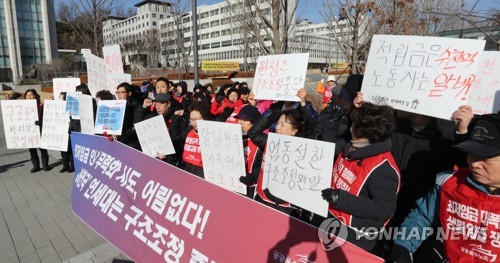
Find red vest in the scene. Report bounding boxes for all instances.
[322,86,333,104]
[440,169,500,263]
[182,130,202,167]
[329,150,400,228]
[243,137,259,174]
[255,148,291,207]
[226,104,243,124]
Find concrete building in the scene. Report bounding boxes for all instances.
[0,0,58,83]
[438,26,500,51]
[159,0,348,70]
[102,0,172,68]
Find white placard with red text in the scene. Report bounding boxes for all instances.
[102,44,124,75]
[252,53,309,102]
[469,51,500,115]
[84,52,107,97]
[53,78,81,100]
[362,35,485,120]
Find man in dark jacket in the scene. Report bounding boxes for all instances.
[115,82,141,150]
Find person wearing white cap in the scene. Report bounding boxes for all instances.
[316,75,341,109]
[387,114,500,263]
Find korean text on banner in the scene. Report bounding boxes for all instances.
[84,52,107,97]
[1,100,40,149]
[107,73,131,95]
[469,51,500,115]
[103,44,124,75]
[70,132,383,263]
[78,94,95,135]
[253,53,309,102]
[197,120,247,195]
[264,133,334,217]
[134,115,176,158]
[53,78,81,100]
[65,92,82,119]
[41,100,70,152]
[362,35,485,120]
[94,100,126,136]
[201,61,240,71]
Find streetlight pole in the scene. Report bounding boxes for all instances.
[192,0,199,84]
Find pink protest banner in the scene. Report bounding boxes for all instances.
[362,35,485,120]
[53,78,81,99]
[102,45,124,75]
[469,51,500,115]
[71,133,383,263]
[253,53,309,102]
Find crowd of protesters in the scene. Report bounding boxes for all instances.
[7,72,500,263]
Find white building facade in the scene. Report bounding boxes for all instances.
[103,0,172,68]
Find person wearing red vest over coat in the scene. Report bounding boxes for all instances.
[387,114,500,263]
[320,102,401,252]
[170,101,212,178]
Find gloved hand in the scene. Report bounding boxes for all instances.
[263,188,287,205]
[215,95,225,104]
[321,188,339,205]
[329,105,347,121]
[222,106,234,115]
[385,244,412,263]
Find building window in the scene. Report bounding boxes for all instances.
[152,14,156,18]
[210,20,219,27]
[221,17,231,25]
[153,22,156,26]
[221,29,231,36]
[201,33,209,39]
[160,15,164,19]
[183,16,190,23]
[201,44,210,50]
[210,9,219,16]
[200,22,209,29]
[221,40,231,47]
[233,39,243,45]
[200,12,209,19]
[211,31,220,38]
[211,42,220,48]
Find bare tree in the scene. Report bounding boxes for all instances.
[227,0,300,55]
[57,0,116,56]
[455,0,499,50]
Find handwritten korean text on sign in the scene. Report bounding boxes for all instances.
[253,53,309,102]
[134,115,176,158]
[41,100,70,152]
[362,35,485,120]
[197,121,247,195]
[469,51,500,115]
[264,133,335,217]
[1,100,40,149]
[53,78,81,100]
[84,52,107,97]
[102,45,124,75]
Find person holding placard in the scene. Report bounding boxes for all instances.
[58,92,74,173]
[247,89,316,215]
[171,101,212,178]
[386,114,500,263]
[25,89,52,172]
[233,105,263,198]
[115,82,141,150]
[320,102,401,252]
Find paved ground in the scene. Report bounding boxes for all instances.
[0,103,132,262]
